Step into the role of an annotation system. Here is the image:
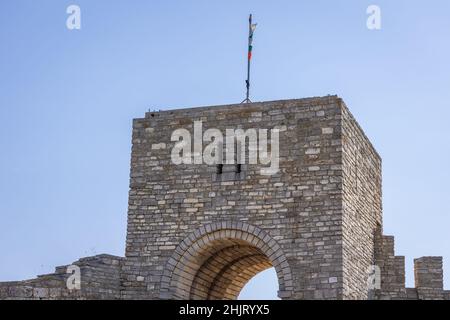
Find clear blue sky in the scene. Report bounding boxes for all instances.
[1,0,449,299]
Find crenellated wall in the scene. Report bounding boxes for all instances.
[374,234,449,300]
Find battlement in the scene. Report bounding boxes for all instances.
[374,235,448,300]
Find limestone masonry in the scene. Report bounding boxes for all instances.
[1,96,448,300]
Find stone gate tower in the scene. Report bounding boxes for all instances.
[1,96,448,300]
[122,96,381,300]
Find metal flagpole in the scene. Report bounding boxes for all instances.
[242,14,256,103]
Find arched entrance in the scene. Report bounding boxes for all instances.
[159,221,293,300]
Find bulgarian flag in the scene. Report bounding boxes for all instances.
[248,21,257,60]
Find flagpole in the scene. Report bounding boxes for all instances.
[245,14,252,103]
[242,14,254,104]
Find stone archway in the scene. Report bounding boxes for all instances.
[159,221,294,300]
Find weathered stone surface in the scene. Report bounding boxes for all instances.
[0,96,447,300]
[0,254,124,300]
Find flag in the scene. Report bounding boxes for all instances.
[248,23,257,60]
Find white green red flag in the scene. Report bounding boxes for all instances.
[248,23,257,60]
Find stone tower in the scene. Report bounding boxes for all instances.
[122,96,381,300]
[0,96,448,300]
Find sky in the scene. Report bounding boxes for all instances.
[0,0,449,300]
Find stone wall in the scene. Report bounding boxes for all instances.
[374,235,449,300]
[0,254,123,300]
[0,96,448,300]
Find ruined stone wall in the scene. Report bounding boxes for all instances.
[0,254,123,300]
[375,236,450,299]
